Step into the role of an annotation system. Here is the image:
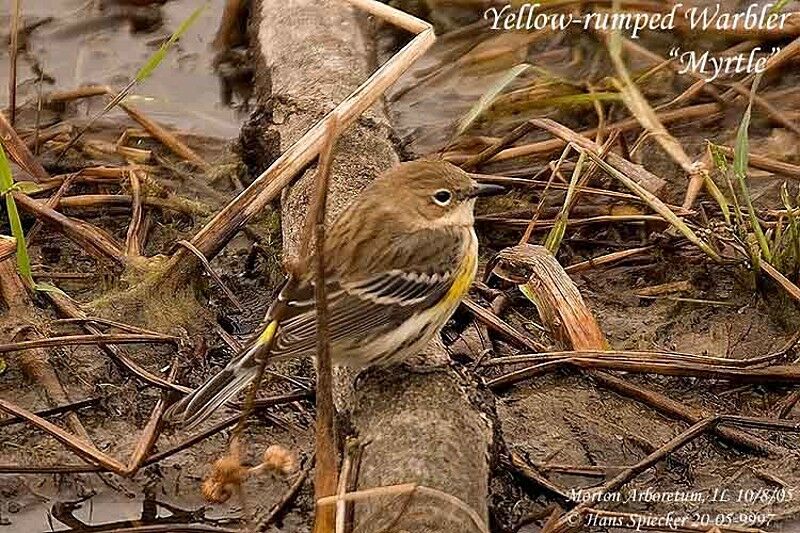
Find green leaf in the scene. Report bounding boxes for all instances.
[544,151,586,253]
[709,143,744,228]
[14,181,43,195]
[733,73,771,263]
[136,4,207,82]
[781,183,800,271]
[0,358,5,375]
[703,170,730,225]
[5,194,32,285]
[0,140,12,193]
[34,282,67,296]
[457,63,530,135]
[771,0,791,14]
[0,143,33,286]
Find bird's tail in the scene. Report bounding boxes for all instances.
[165,321,278,429]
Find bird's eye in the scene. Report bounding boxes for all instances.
[433,189,453,206]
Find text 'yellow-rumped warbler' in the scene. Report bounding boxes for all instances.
[166,160,504,427]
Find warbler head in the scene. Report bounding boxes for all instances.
[367,160,505,229]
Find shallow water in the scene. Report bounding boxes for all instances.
[0,0,248,139]
[9,490,241,532]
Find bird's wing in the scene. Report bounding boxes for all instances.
[264,269,456,361]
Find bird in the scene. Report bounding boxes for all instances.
[165,159,505,428]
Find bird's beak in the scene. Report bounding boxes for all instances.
[469,181,506,198]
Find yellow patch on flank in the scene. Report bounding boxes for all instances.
[257,320,278,345]
[444,253,477,307]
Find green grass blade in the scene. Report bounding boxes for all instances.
[771,0,791,13]
[703,171,730,225]
[544,151,586,253]
[781,183,800,273]
[0,142,33,286]
[457,63,530,135]
[709,143,743,227]
[34,281,67,296]
[773,216,784,253]
[4,194,32,284]
[0,144,11,192]
[136,4,208,82]
[58,5,206,164]
[733,74,771,262]
[702,144,731,225]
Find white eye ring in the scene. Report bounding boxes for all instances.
[433,189,453,206]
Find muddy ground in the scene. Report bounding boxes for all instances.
[2,0,800,532]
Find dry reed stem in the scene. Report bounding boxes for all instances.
[119,101,210,169]
[509,451,569,501]
[13,191,126,265]
[45,85,109,103]
[157,0,435,282]
[715,145,800,178]
[564,246,654,273]
[595,373,782,457]
[604,31,706,209]
[24,123,72,151]
[82,139,152,164]
[0,398,129,473]
[8,0,20,125]
[445,103,722,166]
[490,356,800,386]
[0,236,15,262]
[529,119,666,195]
[42,289,193,394]
[316,484,489,533]
[460,121,537,170]
[472,173,649,203]
[175,240,243,311]
[548,416,800,533]
[518,144,573,243]
[497,245,607,350]
[0,257,96,446]
[311,115,339,533]
[0,397,100,429]
[760,261,800,304]
[25,174,76,245]
[53,194,210,216]
[462,297,546,351]
[123,361,179,475]
[0,111,50,182]
[481,214,665,231]
[0,333,178,354]
[335,451,353,533]
[125,170,145,256]
[494,245,779,459]
[486,339,797,369]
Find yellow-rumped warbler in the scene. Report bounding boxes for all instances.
[166,160,504,427]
